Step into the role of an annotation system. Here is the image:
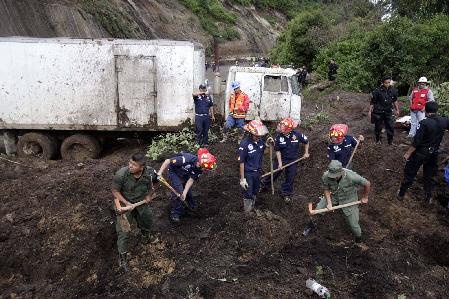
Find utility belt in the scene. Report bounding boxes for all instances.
[230,111,247,119]
[415,147,438,159]
[195,113,209,116]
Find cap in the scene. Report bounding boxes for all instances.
[327,160,343,178]
[418,76,428,83]
[231,81,240,90]
[199,83,207,90]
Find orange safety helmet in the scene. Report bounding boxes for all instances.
[329,124,348,144]
[278,117,298,134]
[243,120,268,137]
[197,148,216,170]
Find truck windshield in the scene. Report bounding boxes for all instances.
[290,75,300,95]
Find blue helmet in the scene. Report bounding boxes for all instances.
[231,81,240,90]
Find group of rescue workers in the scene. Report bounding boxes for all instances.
[111,75,449,272]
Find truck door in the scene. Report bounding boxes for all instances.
[115,55,157,128]
[259,75,291,121]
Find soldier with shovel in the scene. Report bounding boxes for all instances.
[112,153,160,272]
[303,160,371,243]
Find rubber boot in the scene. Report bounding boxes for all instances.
[251,196,256,210]
[243,198,253,213]
[118,252,129,272]
[355,236,362,243]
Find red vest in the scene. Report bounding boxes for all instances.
[410,87,429,111]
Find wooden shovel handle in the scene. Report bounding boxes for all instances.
[261,156,306,178]
[308,200,362,215]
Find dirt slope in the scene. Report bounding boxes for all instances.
[1,91,449,298]
[0,0,285,56]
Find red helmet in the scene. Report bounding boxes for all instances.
[198,148,216,170]
[329,124,348,144]
[278,117,298,134]
[244,120,268,136]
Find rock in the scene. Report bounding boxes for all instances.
[5,213,14,223]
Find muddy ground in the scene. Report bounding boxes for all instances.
[1,91,449,299]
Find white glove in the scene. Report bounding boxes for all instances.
[240,178,249,190]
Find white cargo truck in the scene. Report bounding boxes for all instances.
[0,37,205,159]
[224,66,302,122]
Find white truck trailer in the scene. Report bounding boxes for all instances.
[0,37,205,159]
[224,66,301,122]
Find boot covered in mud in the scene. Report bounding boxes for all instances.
[118,252,129,272]
[243,198,253,213]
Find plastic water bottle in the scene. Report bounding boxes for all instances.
[306,278,331,298]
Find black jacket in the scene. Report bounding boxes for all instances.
[413,114,449,155]
[371,85,398,114]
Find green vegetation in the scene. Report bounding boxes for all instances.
[302,112,329,130]
[434,82,449,117]
[270,0,449,93]
[181,0,239,40]
[146,127,219,161]
[81,0,142,38]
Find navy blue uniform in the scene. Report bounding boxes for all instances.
[168,152,202,217]
[261,130,308,196]
[239,137,266,199]
[399,115,449,198]
[194,94,213,146]
[327,135,357,167]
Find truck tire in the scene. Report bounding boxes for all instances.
[61,134,101,160]
[17,132,58,159]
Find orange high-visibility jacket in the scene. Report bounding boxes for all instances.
[229,91,249,119]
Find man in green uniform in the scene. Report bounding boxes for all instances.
[112,153,159,271]
[303,160,371,243]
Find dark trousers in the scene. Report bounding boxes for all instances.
[399,152,438,196]
[195,115,210,146]
[168,171,196,217]
[372,112,394,142]
[261,160,298,196]
[243,171,261,199]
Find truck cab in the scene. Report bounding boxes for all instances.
[224,66,302,122]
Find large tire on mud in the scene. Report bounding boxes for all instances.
[17,132,58,159]
[60,134,101,160]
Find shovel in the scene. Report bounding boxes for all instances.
[158,175,194,211]
[345,140,360,168]
[115,194,155,233]
[261,156,307,178]
[308,200,362,215]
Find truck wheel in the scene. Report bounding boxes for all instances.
[17,132,58,159]
[61,134,101,160]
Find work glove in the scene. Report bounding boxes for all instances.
[151,169,161,183]
[240,178,249,190]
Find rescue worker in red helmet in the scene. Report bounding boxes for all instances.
[238,119,272,212]
[157,148,216,223]
[328,124,364,168]
[260,118,310,203]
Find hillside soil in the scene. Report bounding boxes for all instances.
[1,91,449,298]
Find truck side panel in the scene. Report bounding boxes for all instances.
[0,41,117,128]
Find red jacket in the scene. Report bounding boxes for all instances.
[410,87,429,111]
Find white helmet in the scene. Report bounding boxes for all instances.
[418,76,428,83]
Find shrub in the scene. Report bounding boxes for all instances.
[146,127,218,161]
[434,82,449,117]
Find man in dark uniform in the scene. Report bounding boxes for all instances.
[260,118,310,203]
[239,120,271,212]
[369,76,400,145]
[157,148,216,223]
[328,60,338,81]
[112,153,159,271]
[193,84,215,147]
[327,124,364,168]
[397,102,449,203]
